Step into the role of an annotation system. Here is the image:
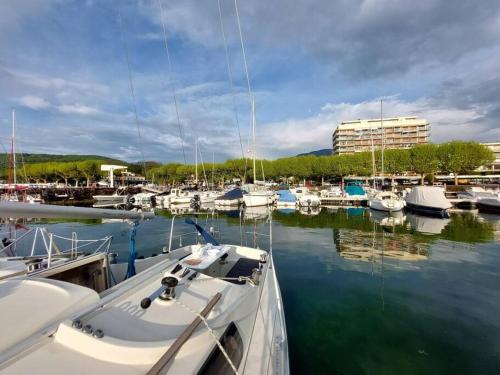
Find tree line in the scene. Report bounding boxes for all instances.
[1,141,494,186]
[148,141,494,186]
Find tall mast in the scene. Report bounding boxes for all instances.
[370,122,376,189]
[251,97,256,183]
[212,151,215,190]
[195,138,198,185]
[380,99,384,184]
[12,109,17,186]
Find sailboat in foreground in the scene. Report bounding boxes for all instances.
[0,202,288,374]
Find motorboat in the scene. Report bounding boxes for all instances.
[169,188,195,205]
[243,191,275,207]
[404,186,452,218]
[457,187,499,201]
[476,197,500,214]
[297,193,321,207]
[344,183,367,200]
[0,204,289,374]
[456,187,499,209]
[320,186,342,198]
[289,186,309,199]
[130,192,156,207]
[194,190,220,204]
[368,191,405,212]
[276,190,297,208]
[242,184,275,207]
[92,190,129,208]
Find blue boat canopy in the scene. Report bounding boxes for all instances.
[276,190,296,202]
[218,188,243,200]
[345,185,365,196]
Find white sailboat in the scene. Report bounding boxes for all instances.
[243,100,274,208]
[0,202,289,374]
[368,100,404,212]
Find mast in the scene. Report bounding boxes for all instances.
[251,97,256,183]
[12,110,16,186]
[370,122,376,189]
[195,138,198,185]
[380,100,384,185]
[212,151,215,190]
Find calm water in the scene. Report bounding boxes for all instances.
[3,207,500,374]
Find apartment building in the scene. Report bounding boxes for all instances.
[480,142,500,172]
[332,117,430,155]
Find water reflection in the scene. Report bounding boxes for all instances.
[270,207,496,244]
[334,227,430,263]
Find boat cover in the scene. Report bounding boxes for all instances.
[217,188,243,200]
[276,190,296,203]
[345,185,365,196]
[405,186,451,209]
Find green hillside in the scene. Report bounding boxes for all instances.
[0,153,125,165]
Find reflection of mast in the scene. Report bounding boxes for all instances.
[380,228,385,312]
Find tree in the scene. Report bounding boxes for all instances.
[410,144,439,185]
[437,141,493,185]
[78,160,100,187]
[384,149,411,185]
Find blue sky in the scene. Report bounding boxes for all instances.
[1,0,500,163]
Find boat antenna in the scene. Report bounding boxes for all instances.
[117,12,147,177]
[157,0,187,164]
[217,0,245,161]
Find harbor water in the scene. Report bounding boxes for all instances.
[4,207,499,374]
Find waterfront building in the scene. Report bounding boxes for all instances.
[479,142,500,172]
[332,117,430,155]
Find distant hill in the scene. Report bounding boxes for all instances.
[296,149,333,157]
[0,153,125,165]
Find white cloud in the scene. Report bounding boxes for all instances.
[257,96,494,158]
[17,95,50,110]
[57,104,100,115]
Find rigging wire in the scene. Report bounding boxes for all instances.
[117,12,147,177]
[157,0,187,164]
[217,0,245,161]
[198,143,209,187]
[234,0,259,183]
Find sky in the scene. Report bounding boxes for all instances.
[0,0,499,163]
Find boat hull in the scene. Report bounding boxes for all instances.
[369,199,405,212]
[476,199,500,214]
[405,202,450,218]
[244,193,273,207]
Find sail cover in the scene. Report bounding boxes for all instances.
[405,186,451,209]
